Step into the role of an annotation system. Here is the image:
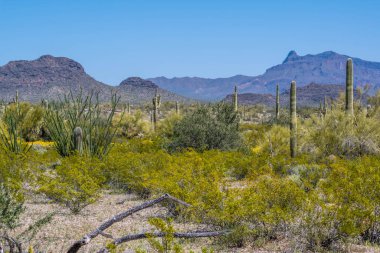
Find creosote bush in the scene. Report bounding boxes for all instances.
[37,155,105,213]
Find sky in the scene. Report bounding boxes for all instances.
[1,0,380,85]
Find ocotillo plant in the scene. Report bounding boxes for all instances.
[73,126,83,155]
[233,85,238,112]
[346,58,354,116]
[0,91,31,154]
[290,81,297,158]
[152,90,161,131]
[175,101,180,115]
[45,90,120,158]
[275,84,280,121]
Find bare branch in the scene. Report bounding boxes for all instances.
[67,194,190,253]
[0,235,22,253]
[97,230,228,253]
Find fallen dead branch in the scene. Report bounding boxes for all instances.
[67,193,191,253]
[0,235,22,253]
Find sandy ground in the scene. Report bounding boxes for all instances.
[10,192,380,253]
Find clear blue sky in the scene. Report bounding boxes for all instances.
[1,0,379,85]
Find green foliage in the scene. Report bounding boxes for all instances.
[0,100,32,154]
[321,157,380,240]
[146,218,183,253]
[37,156,105,213]
[0,184,24,230]
[2,102,44,142]
[301,107,380,158]
[117,110,151,138]
[157,112,182,139]
[170,103,241,151]
[44,90,120,158]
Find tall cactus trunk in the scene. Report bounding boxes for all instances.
[290,81,297,158]
[346,58,354,116]
[233,85,238,112]
[127,102,131,115]
[74,126,83,155]
[175,101,180,115]
[152,90,161,132]
[275,84,280,121]
[323,96,327,116]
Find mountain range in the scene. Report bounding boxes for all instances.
[0,51,379,105]
[0,55,189,103]
[223,83,363,108]
[149,51,380,100]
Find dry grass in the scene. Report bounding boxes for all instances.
[11,192,380,253]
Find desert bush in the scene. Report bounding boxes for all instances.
[117,109,151,138]
[0,184,24,230]
[170,103,241,152]
[320,157,380,242]
[105,143,227,220]
[37,156,105,213]
[226,175,305,239]
[157,112,182,139]
[291,196,342,251]
[301,104,380,158]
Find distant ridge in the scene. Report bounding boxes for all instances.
[149,51,380,100]
[223,83,363,108]
[0,55,190,103]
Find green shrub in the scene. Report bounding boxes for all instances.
[301,106,380,158]
[117,109,151,139]
[0,184,24,230]
[320,157,380,241]
[170,103,241,152]
[37,156,105,213]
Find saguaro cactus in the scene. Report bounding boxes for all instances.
[233,85,238,112]
[290,81,297,158]
[127,102,131,114]
[175,101,180,115]
[346,58,354,116]
[323,96,327,116]
[152,90,161,131]
[275,84,280,121]
[74,126,83,155]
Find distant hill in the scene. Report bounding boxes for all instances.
[118,77,191,104]
[223,83,363,107]
[0,55,190,104]
[149,51,380,100]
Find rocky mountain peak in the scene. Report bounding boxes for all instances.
[119,77,158,89]
[283,50,299,63]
